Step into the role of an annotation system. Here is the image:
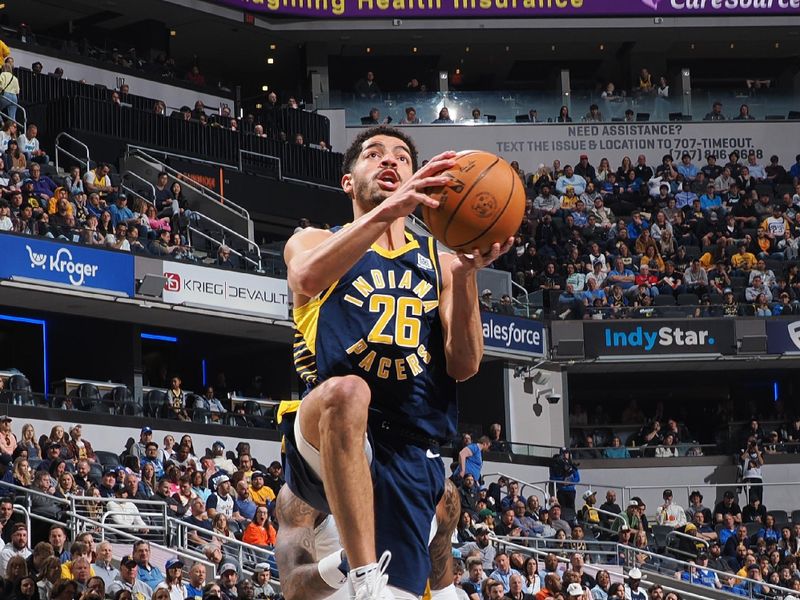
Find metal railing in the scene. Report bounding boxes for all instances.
[120,170,157,209]
[0,95,28,131]
[127,146,250,220]
[188,212,262,272]
[239,148,282,180]
[167,515,275,576]
[54,131,91,173]
[482,472,550,503]
[664,530,709,560]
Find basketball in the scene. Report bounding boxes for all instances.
[422,150,525,254]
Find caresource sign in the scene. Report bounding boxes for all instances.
[215,0,798,18]
[161,263,289,320]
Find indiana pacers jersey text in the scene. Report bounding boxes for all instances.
[293,229,457,441]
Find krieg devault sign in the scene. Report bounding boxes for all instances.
[216,0,799,18]
[162,262,290,320]
[583,319,736,357]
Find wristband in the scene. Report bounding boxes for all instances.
[318,549,348,589]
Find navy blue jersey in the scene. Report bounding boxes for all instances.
[293,229,457,441]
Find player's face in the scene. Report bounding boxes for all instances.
[345,134,414,210]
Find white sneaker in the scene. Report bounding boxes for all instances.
[348,551,396,600]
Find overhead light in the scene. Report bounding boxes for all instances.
[267,57,274,64]
[505,45,510,52]
[170,29,177,37]
[551,45,556,52]
[366,47,371,53]
[269,43,277,50]
[690,43,695,50]
[465,46,470,52]
[412,47,417,53]
[255,103,262,109]
[599,43,605,50]
[774,42,780,48]
[0,3,7,9]
[730,42,735,49]
[261,84,269,91]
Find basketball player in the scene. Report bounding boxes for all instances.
[274,480,461,600]
[282,125,511,600]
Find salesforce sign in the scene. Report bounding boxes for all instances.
[584,320,735,358]
[481,312,545,357]
[0,234,134,296]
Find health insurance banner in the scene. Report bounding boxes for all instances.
[350,121,800,174]
[216,0,799,18]
[162,262,290,320]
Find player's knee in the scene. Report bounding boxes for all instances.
[319,375,371,425]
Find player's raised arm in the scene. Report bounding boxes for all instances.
[284,145,455,299]
[439,240,513,381]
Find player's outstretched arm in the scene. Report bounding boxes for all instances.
[274,488,339,600]
[438,239,513,381]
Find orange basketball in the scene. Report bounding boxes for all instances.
[422,150,525,254]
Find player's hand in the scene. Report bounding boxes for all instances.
[451,237,514,276]
[374,151,457,222]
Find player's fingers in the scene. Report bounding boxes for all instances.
[414,175,451,190]
[415,193,440,208]
[427,150,457,164]
[416,156,457,178]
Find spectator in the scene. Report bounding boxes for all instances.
[154,557,185,599]
[704,101,726,121]
[0,58,20,122]
[400,107,421,124]
[17,124,48,164]
[185,563,206,598]
[556,165,587,196]
[218,562,239,600]
[656,489,687,528]
[107,554,153,598]
[461,523,497,570]
[354,71,381,99]
[25,163,57,201]
[433,107,454,124]
[557,105,572,123]
[0,523,31,573]
[83,163,117,200]
[92,541,119,589]
[242,505,276,548]
[65,425,96,464]
[459,436,490,483]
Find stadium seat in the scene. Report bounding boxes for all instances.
[75,383,102,411]
[485,114,497,123]
[708,293,723,305]
[776,184,795,197]
[741,303,755,316]
[768,509,789,525]
[515,115,530,123]
[668,112,683,121]
[145,389,167,418]
[654,295,676,306]
[636,112,650,122]
[787,111,800,120]
[755,184,774,198]
[112,386,140,416]
[745,522,762,538]
[683,246,702,260]
[765,115,785,120]
[791,509,800,524]
[652,525,671,551]
[677,293,700,305]
[731,277,747,289]
[95,450,120,468]
[611,117,623,122]
[8,374,34,406]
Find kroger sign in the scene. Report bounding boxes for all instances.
[0,234,134,296]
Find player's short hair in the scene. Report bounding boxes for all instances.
[342,125,419,175]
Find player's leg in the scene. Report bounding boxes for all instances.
[428,479,461,600]
[296,374,376,569]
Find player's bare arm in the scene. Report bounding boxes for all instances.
[284,146,457,300]
[438,239,513,381]
[275,487,340,600]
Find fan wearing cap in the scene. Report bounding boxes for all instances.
[479,289,494,312]
[107,554,154,599]
[713,490,742,525]
[623,568,645,600]
[65,424,97,464]
[130,427,154,460]
[0,522,31,573]
[252,563,276,598]
[612,499,643,536]
[656,489,687,529]
[565,582,584,600]
[155,557,185,600]
[580,490,600,530]
[211,441,237,475]
[207,474,242,535]
[217,562,239,600]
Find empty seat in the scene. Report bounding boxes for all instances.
[768,509,789,525]
[765,115,785,121]
[636,112,650,122]
[677,293,699,305]
[683,246,702,259]
[94,450,120,468]
[8,374,33,406]
[776,184,794,197]
[745,522,762,538]
[787,111,800,120]
[145,389,166,418]
[669,112,683,121]
[707,293,723,305]
[791,509,800,525]
[654,295,676,306]
[74,383,101,411]
[111,386,140,416]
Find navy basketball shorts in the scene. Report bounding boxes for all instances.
[279,408,446,596]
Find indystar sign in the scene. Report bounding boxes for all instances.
[584,320,735,357]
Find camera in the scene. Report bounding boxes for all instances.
[546,393,561,404]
